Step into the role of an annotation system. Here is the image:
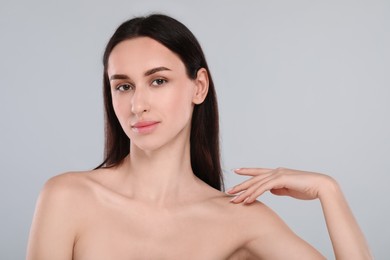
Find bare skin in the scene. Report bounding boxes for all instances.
[27,166,325,260]
[27,37,372,259]
[228,168,373,259]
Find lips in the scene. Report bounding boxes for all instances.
[131,121,160,134]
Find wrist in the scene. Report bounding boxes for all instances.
[317,175,341,201]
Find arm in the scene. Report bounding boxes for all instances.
[26,174,79,260]
[235,200,326,259]
[318,178,372,259]
[227,167,373,259]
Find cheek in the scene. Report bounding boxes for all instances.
[112,95,130,123]
[166,86,194,118]
[112,98,121,118]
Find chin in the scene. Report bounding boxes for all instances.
[130,138,166,153]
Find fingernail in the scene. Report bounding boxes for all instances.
[226,188,234,194]
[230,196,238,202]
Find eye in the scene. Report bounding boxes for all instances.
[116,83,134,91]
[151,78,167,86]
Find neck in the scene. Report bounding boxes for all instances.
[121,135,201,206]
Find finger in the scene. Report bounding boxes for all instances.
[234,168,274,176]
[226,173,273,194]
[230,174,277,203]
[230,182,265,204]
[242,177,288,204]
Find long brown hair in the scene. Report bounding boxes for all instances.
[96,14,223,191]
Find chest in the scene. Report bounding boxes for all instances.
[72,203,244,260]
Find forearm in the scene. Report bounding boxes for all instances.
[319,178,372,259]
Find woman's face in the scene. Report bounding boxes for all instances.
[107,37,207,152]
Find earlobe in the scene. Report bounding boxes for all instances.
[193,68,209,104]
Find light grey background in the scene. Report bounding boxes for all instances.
[1,0,388,259]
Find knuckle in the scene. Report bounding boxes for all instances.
[276,167,292,175]
[278,174,286,182]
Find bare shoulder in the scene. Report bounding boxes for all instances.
[36,169,119,224]
[43,167,116,191]
[27,171,100,260]
[43,170,90,189]
[210,195,324,259]
[33,171,100,226]
[199,191,284,242]
[40,170,97,200]
[209,191,278,218]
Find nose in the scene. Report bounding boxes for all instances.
[131,86,150,116]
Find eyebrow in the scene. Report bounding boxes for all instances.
[109,66,171,81]
[144,66,171,76]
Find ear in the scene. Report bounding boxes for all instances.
[192,68,209,105]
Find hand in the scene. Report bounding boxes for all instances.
[227,167,335,204]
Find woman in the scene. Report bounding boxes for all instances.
[27,14,372,259]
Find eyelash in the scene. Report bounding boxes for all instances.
[151,78,168,86]
[115,78,167,92]
[116,83,134,92]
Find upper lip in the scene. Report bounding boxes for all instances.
[131,121,160,128]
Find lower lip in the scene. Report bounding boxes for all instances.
[132,122,160,134]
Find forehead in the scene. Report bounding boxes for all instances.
[107,37,185,75]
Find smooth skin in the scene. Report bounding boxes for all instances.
[228,168,373,259]
[27,37,372,259]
